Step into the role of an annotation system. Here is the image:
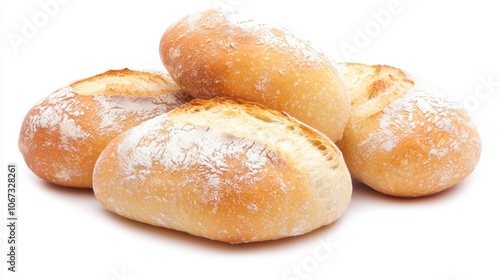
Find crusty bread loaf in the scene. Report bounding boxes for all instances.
[93,98,352,243]
[159,9,350,142]
[337,63,481,197]
[18,69,192,188]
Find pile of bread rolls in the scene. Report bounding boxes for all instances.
[19,9,481,243]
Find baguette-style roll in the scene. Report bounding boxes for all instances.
[18,69,192,188]
[159,9,350,142]
[93,98,352,243]
[337,63,481,197]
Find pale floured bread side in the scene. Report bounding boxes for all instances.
[159,9,350,142]
[337,63,481,197]
[18,69,192,188]
[93,98,352,243]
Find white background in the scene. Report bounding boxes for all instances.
[1,1,499,280]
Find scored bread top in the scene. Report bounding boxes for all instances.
[339,63,476,155]
[338,63,481,196]
[71,68,181,96]
[166,98,351,220]
[114,98,351,219]
[339,63,415,120]
[19,68,192,187]
[23,69,192,142]
[95,98,352,242]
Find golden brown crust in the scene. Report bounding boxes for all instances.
[93,98,352,243]
[159,9,350,142]
[18,69,192,188]
[337,63,481,197]
[71,68,181,96]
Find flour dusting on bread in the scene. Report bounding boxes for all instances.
[337,62,481,197]
[359,84,463,155]
[25,87,89,151]
[94,93,190,132]
[93,98,352,242]
[19,69,192,188]
[116,114,274,194]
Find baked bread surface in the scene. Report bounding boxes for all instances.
[160,9,350,142]
[337,63,481,197]
[93,98,352,243]
[18,69,192,187]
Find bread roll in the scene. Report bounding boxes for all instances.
[337,63,481,197]
[93,98,352,243]
[18,69,192,188]
[159,9,350,142]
